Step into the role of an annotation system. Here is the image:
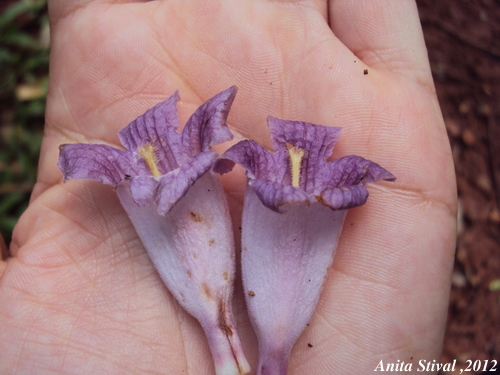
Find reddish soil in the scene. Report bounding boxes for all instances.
[416,0,500,373]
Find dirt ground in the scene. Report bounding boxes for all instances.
[416,0,500,373]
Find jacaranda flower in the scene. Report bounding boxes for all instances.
[214,116,395,375]
[58,87,250,375]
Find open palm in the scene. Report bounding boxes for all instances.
[0,1,456,374]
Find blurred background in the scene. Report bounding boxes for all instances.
[0,0,47,250]
[0,0,498,373]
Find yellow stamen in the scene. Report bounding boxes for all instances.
[286,143,305,188]
[138,144,161,178]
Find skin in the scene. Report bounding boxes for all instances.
[0,0,457,374]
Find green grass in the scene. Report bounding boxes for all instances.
[0,0,48,245]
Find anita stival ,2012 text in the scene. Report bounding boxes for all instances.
[374,359,498,373]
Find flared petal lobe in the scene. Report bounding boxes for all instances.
[213,140,277,181]
[318,155,396,209]
[58,143,138,185]
[181,88,237,159]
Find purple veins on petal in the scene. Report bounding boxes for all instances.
[214,115,395,212]
[181,88,236,157]
[118,90,182,173]
[58,143,137,185]
[58,86,237,214]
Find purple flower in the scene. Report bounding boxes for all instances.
[58,87,250,375]
[214,117,395,375]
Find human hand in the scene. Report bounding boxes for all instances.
[0,1,456,374]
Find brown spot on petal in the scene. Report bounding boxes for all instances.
[307,343,313,348]
[202,283,212,299]
[222,272,229,281]
[247,290,255,297]
[186,270,192,279]
[218,300,233,337]
[208,239,215,246]
[315,194,328,207]
[189,212,202,222]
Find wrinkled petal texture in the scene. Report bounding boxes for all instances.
[155,151,218,215]
[214,116,395,211]
[119,91,182,173]
[214,140,279,181]
[269,116,342,190]
[58,87,237,214]
[181,88,236,159]
[57,143,138,185]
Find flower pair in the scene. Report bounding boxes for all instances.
[58,87,394,375]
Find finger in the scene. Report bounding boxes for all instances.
[328,0,433,86]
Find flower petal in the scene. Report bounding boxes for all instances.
[180,86,237,161]
[129,175,159,207]
[318,184,369,210]
[58,143,137,185]
[116,172,250,375]
[241,186,347,374]
[311,155,396,209]
[323,155,396,188]
[118,91,183,173]
[249,180,309,212]
[154,152,218,215]
[214,140,280,181]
